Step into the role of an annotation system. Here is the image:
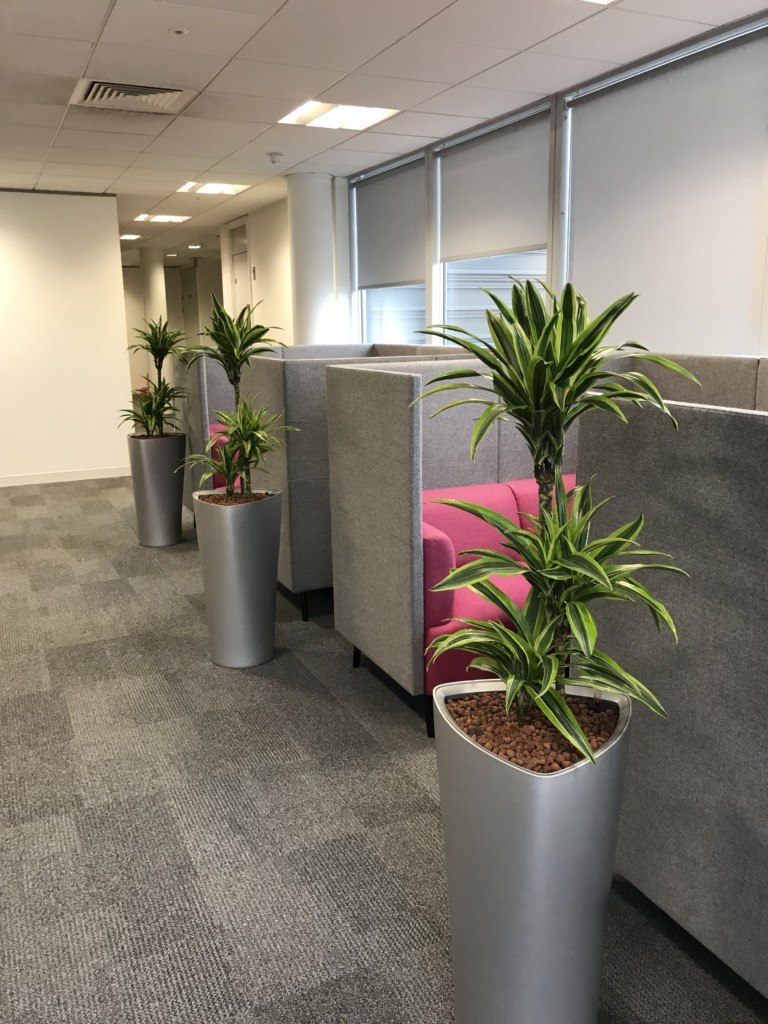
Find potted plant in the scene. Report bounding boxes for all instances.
[182,296,288,668]
[120,318,187,547]
[419,281,697,1024]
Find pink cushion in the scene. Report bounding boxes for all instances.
[423,482,522,567]
[207,423,241,491]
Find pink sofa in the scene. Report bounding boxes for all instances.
[422,475,576,696]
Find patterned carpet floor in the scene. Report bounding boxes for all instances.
[1,476,766,1023]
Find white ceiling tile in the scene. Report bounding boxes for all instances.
[414,85,543,118]
[44,160,128,177]
[47,147,137,166]
[147,193,232,215]
[0,101,65,128]
[238,13,403,72]
[55,129,151,152]
[158,116,268,147]
[208,60,344,100]
[183,93,296,123]
[0,35,92,79]
[369,111,481,137]
[0,172,40,188]
[117,166,205,181]
[61,107,174,136]
[0,0,113,41]
[195,172,267,186]
[413,0,595,50]
[531,8,712,64]
[206,154,299,175]
[112,178,181,195]
[129,153,214,172]
[305,148,384,168]
[334,133,436,153]
[0,144,51,160]
[86,42,227,90]
[36,175,115,192]
[0,158,45,173]
[0,70,77,106]
[143,136,243,158]
[281,0,454,35]
[0,124,57,146]
[358,34,518,85]
[237,123,358,153]
[318,74,447,109]
[161,0,286,15]
[101,0,269,57]
[615,0,766,25]
[466,51,619,94]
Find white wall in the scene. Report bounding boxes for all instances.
[0,191,131,485]
[245,201,293,344]
[122,265,147,390]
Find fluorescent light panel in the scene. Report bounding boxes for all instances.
[579,0,618,4]
[176,181,248,195]
[188,244,202,249]
[120,234,141,240]
[134,214,190,223]
[280,102,398,130]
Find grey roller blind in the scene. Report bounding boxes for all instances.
[439,112,551,262]
[355,158,426,288]
[569,34,768,356]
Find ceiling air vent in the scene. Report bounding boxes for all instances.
[70,79,195,114]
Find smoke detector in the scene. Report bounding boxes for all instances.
[268,152,284,166]
[70,78,195,115]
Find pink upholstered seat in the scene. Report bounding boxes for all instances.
[422,474,576,695]
[208,423,239,490]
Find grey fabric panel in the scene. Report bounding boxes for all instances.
[204,357,235,420]
[629,353,757,409]
[328,366,424,695]
[180,360,208,508]
[577,402,768,998]
[755,359,768,412]
[282,344,373,360]
[371,344,420,355]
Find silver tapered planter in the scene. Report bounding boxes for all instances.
[193,489,282,668]
[128,433,186,547]
[434,680,631,1024]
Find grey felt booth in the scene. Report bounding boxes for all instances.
[176,343,459,516]
[627,353,761,410]
[577,401,768,999]
[327,360,578,696]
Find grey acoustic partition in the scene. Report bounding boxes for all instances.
[326,360,578,695]
[577,402,768,999]
[628,353,759,409]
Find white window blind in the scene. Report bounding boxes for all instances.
[354,159,427,288]
[568,34,768,356]
[439,113,551,262]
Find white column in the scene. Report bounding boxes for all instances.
[140,247,168,323]
[287,172,336,346]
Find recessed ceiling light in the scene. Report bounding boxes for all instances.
[134,214,190,223]
[279,101,398,130]
[175,181,249,196]
[579,0,618,4]
[166,252,178,257]
[188,244,202,250]
[120,234,141,240]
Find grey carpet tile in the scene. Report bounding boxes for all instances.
[1,476,767,1024]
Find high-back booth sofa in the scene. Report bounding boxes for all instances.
[576,363,767,1003]
[326,359,578,723]
[178,344,462,616]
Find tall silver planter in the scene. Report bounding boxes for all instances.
[434,679,631,1024]
[127,433,186,548]
[193,489,282,668]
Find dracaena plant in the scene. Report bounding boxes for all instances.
[119,378,185,438]
[422,280,697,517]
[129,318,187,382]
[427,477,683,761]
[184,295,283,408]
[184,399,294,498]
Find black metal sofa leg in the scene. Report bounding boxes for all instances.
[352,646,362,668]
[425,697,435,739]
[299,591,309,622]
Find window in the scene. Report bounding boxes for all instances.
[444,249,547,337]
[362,284,427,345]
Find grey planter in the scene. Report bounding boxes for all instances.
[127,433,186,548]
[434,679,631,1024]
[193,489,282,668]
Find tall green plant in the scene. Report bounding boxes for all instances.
[119,378,185,438]
[184,295,283,408]
[422,281,697,516]
[421,281,696,759]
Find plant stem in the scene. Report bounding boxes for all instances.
[534,459,555,519]
[234,381,241,409]
[516,690,532,725]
